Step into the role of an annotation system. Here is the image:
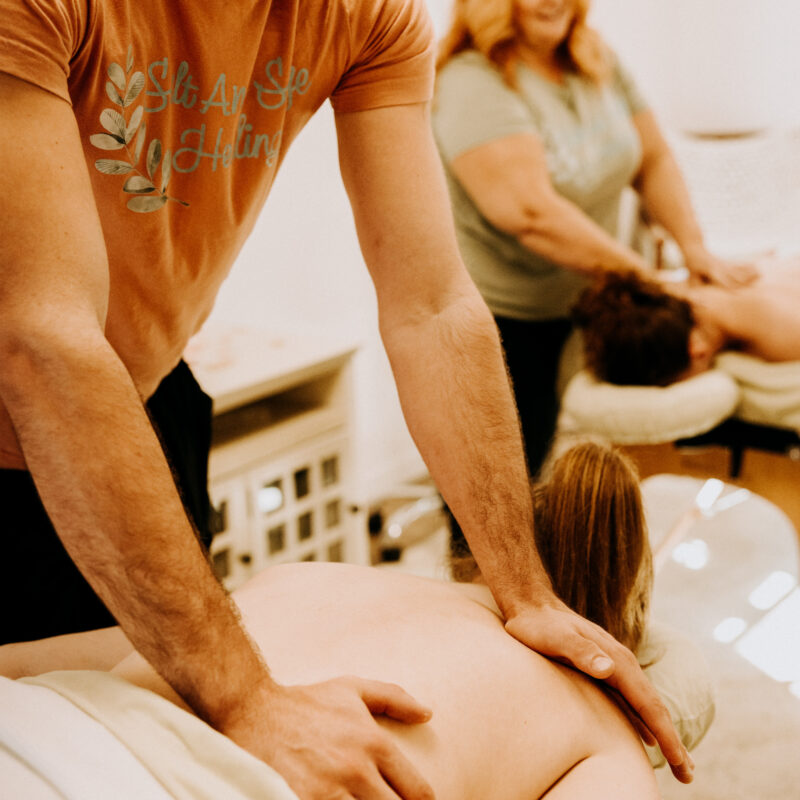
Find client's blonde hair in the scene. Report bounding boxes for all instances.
[451,440,652,651]
[436,0,612,88]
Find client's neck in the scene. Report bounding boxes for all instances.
[690,299,731,355]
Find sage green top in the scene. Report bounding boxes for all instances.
[433,50,647,320]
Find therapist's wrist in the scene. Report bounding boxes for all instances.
[179,645,278,732]
[213,672,283,732]
[492,571,558,620]
[681,242,711,269]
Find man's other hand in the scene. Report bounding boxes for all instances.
[222,675,436,799]
[505,600,695,784]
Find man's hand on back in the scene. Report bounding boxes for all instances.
[220,676,435,800]
[505,598,694,785]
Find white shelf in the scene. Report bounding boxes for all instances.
[185,324,364,589]
[185,324,357,414]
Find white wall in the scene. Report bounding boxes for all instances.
[590,0,800,132]
[590,1,800,255]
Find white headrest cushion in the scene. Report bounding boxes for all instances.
[561,369,740,444]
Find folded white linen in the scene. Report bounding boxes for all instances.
[1,671,299,800]
[716,352,800,432]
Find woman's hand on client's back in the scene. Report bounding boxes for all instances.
[684,247,759,288]
[504,599,695,785]
[221,675,435,800]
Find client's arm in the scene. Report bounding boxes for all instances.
[0,627,132,679]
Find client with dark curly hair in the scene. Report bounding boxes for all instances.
[573,262,800,386]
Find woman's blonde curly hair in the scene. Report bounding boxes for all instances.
[436,0,612,88]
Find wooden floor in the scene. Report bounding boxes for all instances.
[621,442,800,552]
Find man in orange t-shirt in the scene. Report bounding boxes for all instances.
[0,0,692,796]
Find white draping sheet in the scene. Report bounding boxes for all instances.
[0,671,299,800]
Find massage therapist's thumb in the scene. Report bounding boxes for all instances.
[555,625,616,678]
[356,678,433,723]
[588,654,614,678]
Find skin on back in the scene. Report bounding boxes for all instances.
[112,562,659,800]
[689,259,800,363]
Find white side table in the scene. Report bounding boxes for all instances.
[186,325,361,589]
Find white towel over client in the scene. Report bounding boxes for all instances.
[0,671,298,800]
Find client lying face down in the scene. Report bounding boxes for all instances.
[573,263,800,386]
[110,441,662,799]
[3,442,680,799]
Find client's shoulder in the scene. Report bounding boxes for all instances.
[538,667,660,799]
[235,561,490,619]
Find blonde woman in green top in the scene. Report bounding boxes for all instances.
[433,0,758,477]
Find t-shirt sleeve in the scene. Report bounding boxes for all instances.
[0,0,88,103]
[611,54,649,116]
[432,53,536,164]
[330,0,435,113]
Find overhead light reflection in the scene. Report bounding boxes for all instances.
[695,479,724,513]
[672,538,709,570]
[713,616,747,643]
[257,484,284,514]
[387,523,403,540]
[735,589,800,683]
[748,571,797,611]
[714,488,750,513]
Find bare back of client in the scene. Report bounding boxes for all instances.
[689,260,800,363]
[113,562,658,800]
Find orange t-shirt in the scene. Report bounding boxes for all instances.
[0,0,434,468]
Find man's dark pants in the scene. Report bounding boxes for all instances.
[0,361,213,644]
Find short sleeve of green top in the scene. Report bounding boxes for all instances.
[433,51,647,321]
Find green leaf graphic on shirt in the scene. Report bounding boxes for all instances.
[96,159,134,175]
[161,150,172,192]
[90,48,188,213]
[146,139,162,180]
[123,176,156,193]
[126,106,144,144]
[100,109,126,139]
[133,122,147,162]
[124,72,145,107]
[105,81,123,105]
[90,133,125,150]
[127,195,169,213]
[108,62,126,93]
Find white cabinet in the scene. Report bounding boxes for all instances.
[185,326,362,590]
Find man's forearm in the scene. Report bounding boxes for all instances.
[0,332,274,725]
[381,287,553,614]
